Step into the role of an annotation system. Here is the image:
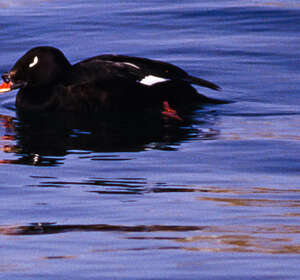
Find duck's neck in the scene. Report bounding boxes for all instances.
[16,86,59,112]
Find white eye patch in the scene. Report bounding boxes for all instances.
[29,56,39,68]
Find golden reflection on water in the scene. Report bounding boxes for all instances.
[175,225,300,254]
[123,225,300,254]
[197,185,300,209]
[187,185,300,254]
[254,1,300,8]
[0,115,17,163]
[220,117,300,141]
[0,115,15,142]
[199,196,300,207]
[1,222,300,255]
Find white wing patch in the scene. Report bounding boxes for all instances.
[29,56,39,68]
[140,75,169,86]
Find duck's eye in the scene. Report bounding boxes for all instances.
[29,56,39,68]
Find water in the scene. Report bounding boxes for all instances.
[0,0,300,279]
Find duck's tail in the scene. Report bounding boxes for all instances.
[184,75,221,91]
[152,80,229,106]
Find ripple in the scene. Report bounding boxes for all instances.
[0,223,204,236]
[2,223,300,254]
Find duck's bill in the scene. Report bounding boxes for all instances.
[0,81,12,93]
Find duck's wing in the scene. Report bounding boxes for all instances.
[79,54,221,91]
[69,58,145,86]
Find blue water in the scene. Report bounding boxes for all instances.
[1,0,300,279]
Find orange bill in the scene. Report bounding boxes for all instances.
[0,81,12,93]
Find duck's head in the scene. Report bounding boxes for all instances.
[0,46,71,93]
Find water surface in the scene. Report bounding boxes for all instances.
[0,0,300,279]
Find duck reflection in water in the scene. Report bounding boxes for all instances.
[0,109,220,166]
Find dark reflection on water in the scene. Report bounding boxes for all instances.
[1,222,300,255]
[33,177,147,193]
[0,108,219,166]
[0,223,203,235]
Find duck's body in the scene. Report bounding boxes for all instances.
[1,46,224,117]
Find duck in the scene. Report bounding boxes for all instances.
[0,46,225,119]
